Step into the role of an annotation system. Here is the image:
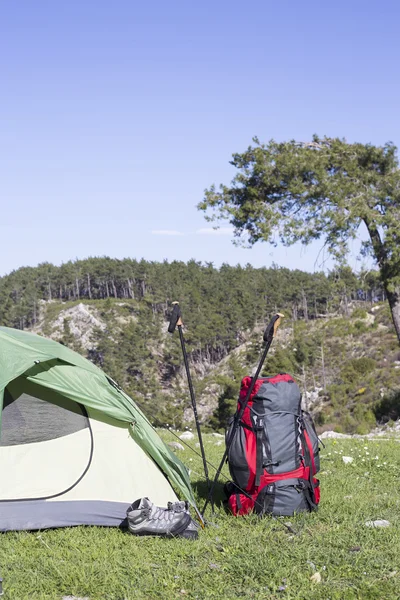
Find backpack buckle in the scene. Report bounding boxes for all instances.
[255,416,264,431]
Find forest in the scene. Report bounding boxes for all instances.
[0,257,384,330]
[0,257,391,431]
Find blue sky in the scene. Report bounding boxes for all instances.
[1,0,400,276]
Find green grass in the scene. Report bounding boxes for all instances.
[2,433,400,599]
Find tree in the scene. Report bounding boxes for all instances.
[210,376,239,430]
[199,136,400,342]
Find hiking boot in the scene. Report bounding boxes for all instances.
[180,517,199,540]
[167,500,190,513]
[127,497,193,538]
[167,500,199,539]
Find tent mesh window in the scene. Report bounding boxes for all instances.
[0,390,89,446]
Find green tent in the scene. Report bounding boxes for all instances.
[0,326,195,531]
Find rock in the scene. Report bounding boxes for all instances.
[319,431,352,439]
[167,442,184,451]
[303,387,323,409]
[184,383,220,422]
[366,313,375,325]
[310,572,322,583]
[179,431,194,441]
[342,456,354,464]
[214,441,223,446]
[365,519,390,528]
[49,303,106,349]
[211,432,224,438]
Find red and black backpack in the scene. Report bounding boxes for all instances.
[225,373,320,516]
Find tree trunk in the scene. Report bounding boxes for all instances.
[320,344,327,392]
[364,217,400,344]
[301,290,308,321]
[87,273,92,299]
[343,291,349,317]
[127,279,134,299]
[292,303,298,321]
[384,286,400,342]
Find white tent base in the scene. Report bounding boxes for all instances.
[0,499,129,531]
[1,404,178,530]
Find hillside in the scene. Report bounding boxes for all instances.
[32,298,400,433]
[0,257,397,432]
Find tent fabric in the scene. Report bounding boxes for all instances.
[0,408,178,507]
[1,392,89,445]
[0,326,195,506]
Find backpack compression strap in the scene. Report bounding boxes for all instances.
[300,426,317,510]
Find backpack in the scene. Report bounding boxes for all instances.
[225,373,320,516]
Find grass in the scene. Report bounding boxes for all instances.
[2,432,400,599]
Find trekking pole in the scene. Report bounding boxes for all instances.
[168,302,211,496]
[201,312,284,516]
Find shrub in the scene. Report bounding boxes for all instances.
[352,307,368,319]
[353,320,370,333]
[263,347,298,376]
[374,390,400,422]
[341,357,376,382]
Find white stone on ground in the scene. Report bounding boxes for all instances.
[365,519,391,528]
[319,431,352,439]
[167,442,184,451]
[179,431,194,441]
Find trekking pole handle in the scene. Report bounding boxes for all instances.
[168,301,182,333]
[263,313,284,343]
